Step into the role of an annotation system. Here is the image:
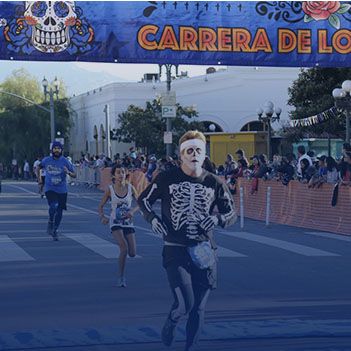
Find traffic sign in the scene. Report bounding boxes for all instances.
[162,105,176,118]
[161,91,176,105]
[163,132,173,144]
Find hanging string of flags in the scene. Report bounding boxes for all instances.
[290,107,340,128]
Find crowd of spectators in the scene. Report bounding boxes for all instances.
[1,143,351,194]
[213,143,351,194]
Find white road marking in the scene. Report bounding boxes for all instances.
[0,235,35,262]
[305,231,351,242]
[63,233,141,259]
[218,231,339,257]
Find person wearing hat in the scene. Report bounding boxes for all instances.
[37,141,76,241]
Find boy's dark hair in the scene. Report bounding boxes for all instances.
[235,149,244,156]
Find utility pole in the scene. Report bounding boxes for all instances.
[104,104,111,158]
[159,64,179,157]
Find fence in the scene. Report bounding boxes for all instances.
[74,166,101,187]
[97,168,351,236]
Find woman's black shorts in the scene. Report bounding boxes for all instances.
[111,226,135,235]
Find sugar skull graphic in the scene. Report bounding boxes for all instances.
[3,1,94,55]
[24,1,77,53]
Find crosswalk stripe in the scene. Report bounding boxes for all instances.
[218,231,339,257]
[63,233,141,259]
[0,235,35,262]
[305,231,351,242]
[134,225,247,258]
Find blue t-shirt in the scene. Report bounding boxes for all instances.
[41,156,74,193]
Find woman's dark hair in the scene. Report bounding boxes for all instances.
[258,154,267,164]
[300,158,310,169]
[111,164,125,176]
[326,156,337,171]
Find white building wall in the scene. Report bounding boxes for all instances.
[69,66,300,160]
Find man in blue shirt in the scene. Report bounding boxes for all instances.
[38,141,76,241]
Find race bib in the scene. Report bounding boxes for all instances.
[114,205,131,226]
[51,176,63,185]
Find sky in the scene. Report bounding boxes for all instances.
[0,60,214,97]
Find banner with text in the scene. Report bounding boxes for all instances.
[0,1,350,67]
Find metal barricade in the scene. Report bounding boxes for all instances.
[73,165,101,188]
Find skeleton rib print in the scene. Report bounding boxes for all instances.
[169,182,214,235]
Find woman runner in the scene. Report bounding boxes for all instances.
[98,164,139,287]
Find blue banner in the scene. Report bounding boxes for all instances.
[0,1,350,67]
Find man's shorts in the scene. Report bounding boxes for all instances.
[162,246,217,290]
[45,191,68,210]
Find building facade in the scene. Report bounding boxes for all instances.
[68,66,300,160]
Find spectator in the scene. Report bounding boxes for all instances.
[23,159,30,180]
[33,156,42,181]
[297,145,312,178]
[224,154,237,179]
[129,147,137,160]
[325,156,339,184]
[299,158,317,184]
[250,154,268,179]
[340,151,351,186]
[338,142,351,177]
[233,158,247,179]
[309,155,327,188]
[146,156,157,182]
[11,158,18,180]
[277,156,295,186]
[268,154,282,180]
[217,165,225,176]
[235,149,249,168]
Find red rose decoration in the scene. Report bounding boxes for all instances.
[302,1,341,21]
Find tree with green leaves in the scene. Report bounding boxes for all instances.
[116,99,205,156]
[284,67,351,142]
[0,69,71,169]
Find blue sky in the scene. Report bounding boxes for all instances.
[0,60,211,97]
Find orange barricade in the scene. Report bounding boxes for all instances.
[98,168,350,236]
[234,178,351,236]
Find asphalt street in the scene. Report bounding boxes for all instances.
[0,181,350,351]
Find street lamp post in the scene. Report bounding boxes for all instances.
[256,101,282,161]
[159,64,179,157]
[332,80,351,144]
[42,77,60,142]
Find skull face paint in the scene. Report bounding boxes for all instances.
[180,139,206,173]
[24,1,77,53]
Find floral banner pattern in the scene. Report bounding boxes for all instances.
[0,1,350,66]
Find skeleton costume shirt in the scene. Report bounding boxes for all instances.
[138,167,236,247]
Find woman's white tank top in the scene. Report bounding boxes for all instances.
[109,183,133,228]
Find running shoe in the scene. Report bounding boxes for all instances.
[47,221,54,236]
[161,316,177,346]
[52,229,59,241]
[118,276,127,287]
